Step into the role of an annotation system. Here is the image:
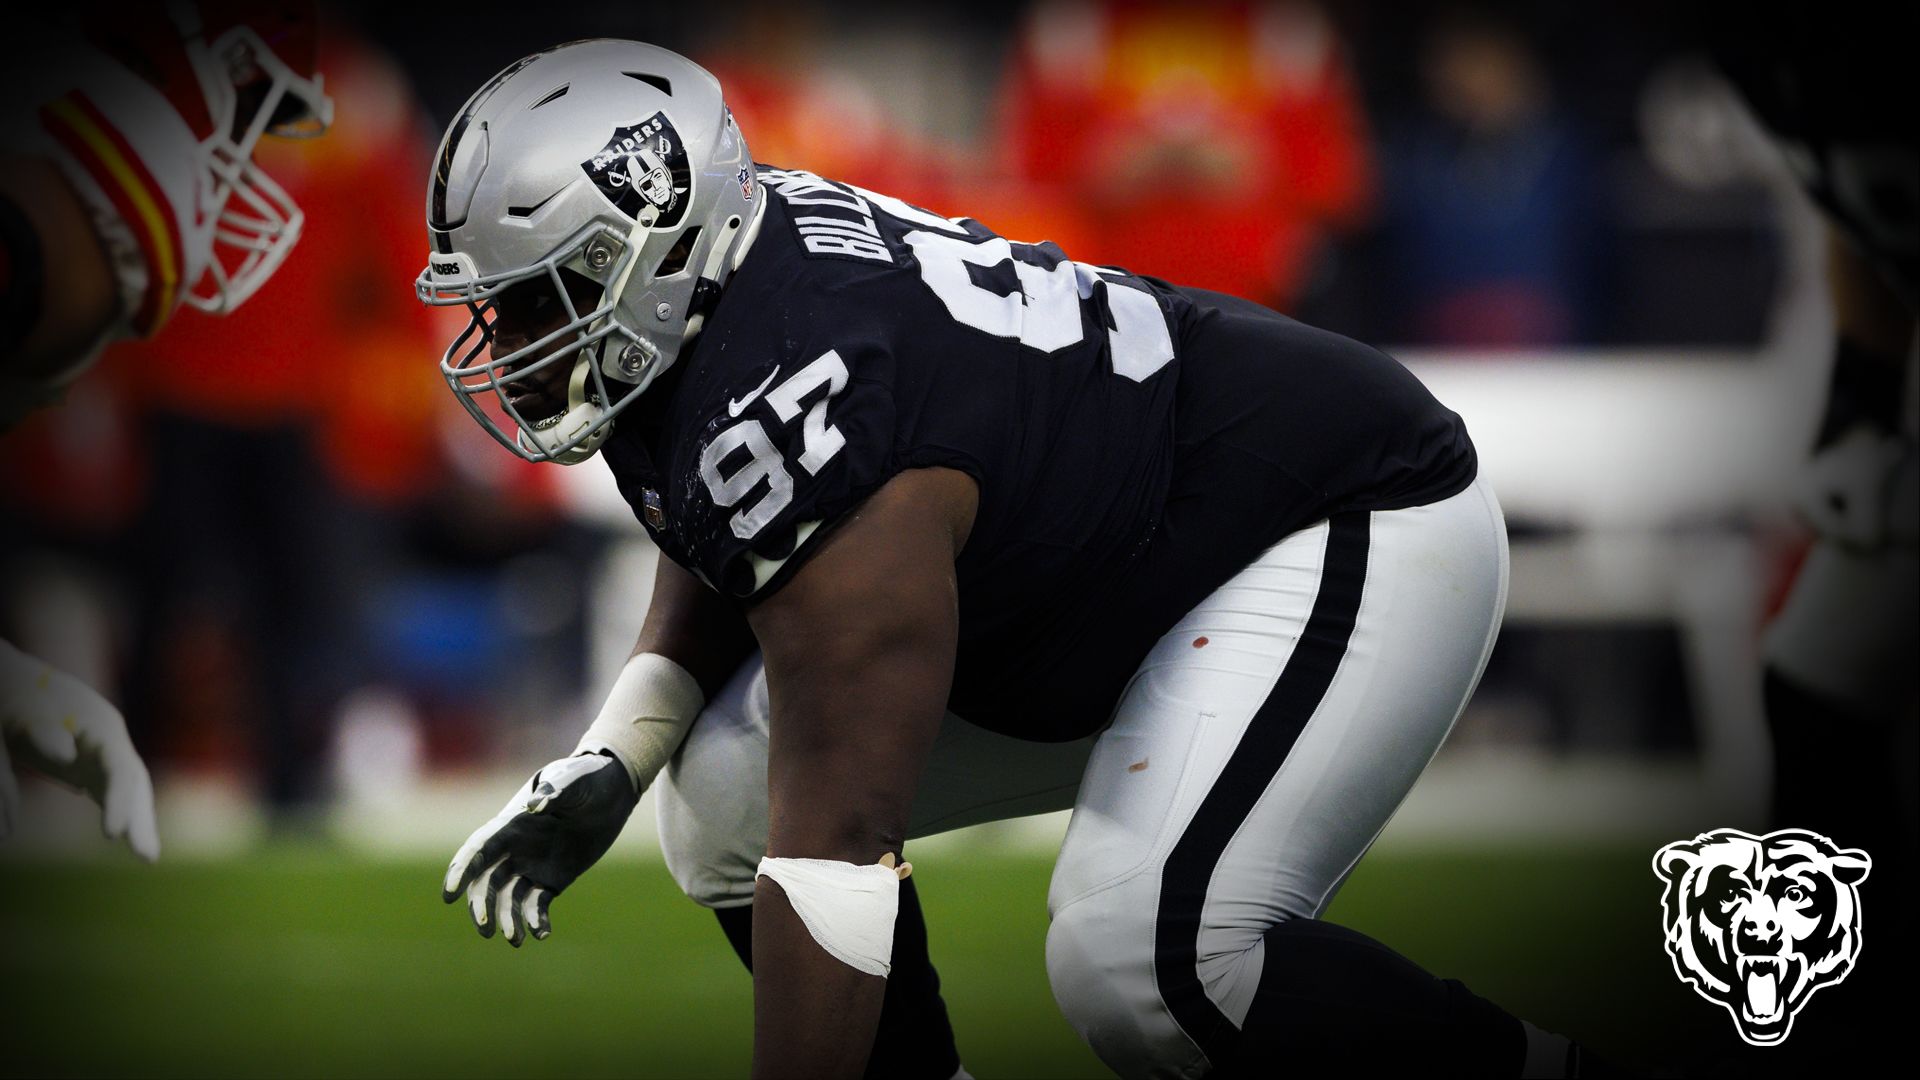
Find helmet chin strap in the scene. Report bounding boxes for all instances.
[512,358,603,464]
[682,195,765,342]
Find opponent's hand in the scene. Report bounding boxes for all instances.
[0,640,160,861]
[1,734,19,843]
[442,752,639,946]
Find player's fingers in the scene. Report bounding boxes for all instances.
[444,843,477,902]
[444,828,507,902]
[467,856,508,938]
[1,738,19,841]
[102,752,160,863]
[444,843,478,902]
[499,874,534,947]
[529,887,553,941]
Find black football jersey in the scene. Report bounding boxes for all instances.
[601,167,1475,739]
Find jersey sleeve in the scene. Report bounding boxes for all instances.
[677,346,901,599]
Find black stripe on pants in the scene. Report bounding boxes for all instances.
[1152,511,1372,1067]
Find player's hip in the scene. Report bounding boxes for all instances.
[954,474,1503,738]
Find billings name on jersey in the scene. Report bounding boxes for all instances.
[763,169,896,264]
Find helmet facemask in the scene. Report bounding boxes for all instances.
[423,218,675,465]
[181,21,333,313]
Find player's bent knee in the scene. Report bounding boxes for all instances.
[654,661,773,908]
[1047,898,1210,1079]
[654,770,763,908]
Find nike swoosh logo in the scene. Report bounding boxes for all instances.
[727,366,780,417]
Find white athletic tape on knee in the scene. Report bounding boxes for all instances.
[755,857,906,977]
[576,652,705,793]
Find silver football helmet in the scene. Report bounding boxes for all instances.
[417,40,762,464]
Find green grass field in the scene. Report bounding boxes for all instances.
[0,843,1720,1078]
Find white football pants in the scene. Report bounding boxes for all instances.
[655,475,1509,1079]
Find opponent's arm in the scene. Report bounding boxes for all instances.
[442,550,756,944]
[745,466,977,1079]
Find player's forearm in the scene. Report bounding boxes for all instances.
[741,468,972,1075]
[632,553,757,699]
[0,156,117,378]
[746,607,948,1076]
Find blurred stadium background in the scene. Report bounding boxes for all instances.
[0,1,1857,1075]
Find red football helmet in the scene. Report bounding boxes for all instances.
[84,1,333,314]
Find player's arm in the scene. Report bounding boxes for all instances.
[633,554,758,699]
[744,466,977,1079]
[442,549,756,944]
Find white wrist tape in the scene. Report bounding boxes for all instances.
[574,652,704,793]
[755,857,905,978]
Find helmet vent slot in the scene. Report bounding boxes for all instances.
[654,227,701,277]
[507,188,563,219]
[625,72,672,96]
[530,84,570,109]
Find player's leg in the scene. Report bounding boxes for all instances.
[655,653,1096,1079]
[712,873,956,1076]
[1764,537,1917,839]
[658,657,962,1078]
[656,654,1095,907]
[1045,477,1587,1077]
[1756,535,1917,1063]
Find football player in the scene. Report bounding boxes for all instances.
[432,41,1611,1078]
[0,2,332,860]
[1707,8,1915,1069]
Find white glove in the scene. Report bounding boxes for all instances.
[442,752,638,947]
[1,734,19,842]
[0,639,160,861]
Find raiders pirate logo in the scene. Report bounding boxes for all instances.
[581,111,691,227]
[1653,828,1872,1046]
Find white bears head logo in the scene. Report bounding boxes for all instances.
[1653,828,1870,1045]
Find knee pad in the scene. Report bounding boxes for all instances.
[757,855,910,977]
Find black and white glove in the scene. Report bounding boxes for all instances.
[441,751,639,946]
